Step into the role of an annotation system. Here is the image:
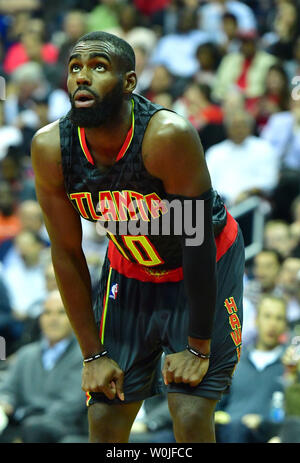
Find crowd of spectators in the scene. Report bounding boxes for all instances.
[1,0,300,443]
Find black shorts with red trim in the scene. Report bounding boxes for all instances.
[86,216,244,406]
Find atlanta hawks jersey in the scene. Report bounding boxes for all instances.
[59,93,234,282]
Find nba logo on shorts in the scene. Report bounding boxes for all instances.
[109,283,119,300]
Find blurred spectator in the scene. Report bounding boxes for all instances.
[150,6,214,78]
[51,10,87,89]
[284,36,300,83]
[206,110,278,206]
[44,260,57,293]
[173,82,223,132]
[106,3,158,56]
[0,268,21,355]
[3,27,58,75]
[271,340,300,442]
[251,64,291,131]
[215,294,287,443]
[290,195,300,255]
[198,0,257,36]
[264,220,295,259]
[291,195,300,225]
[261,98,300,170]
[54,9,87,56]
[4,62,49,128]
[17,200,46,237]
[277,257,300,326]
[37,0,92,38]
[81,220,108,302]
[0,149,36,203]
[221,88,246,118]
[133,0,171,18]
[0,181,21,246]
[241,296,257,347]
[243,249,283,346]
[86,0,121,33]
[0,290,86,443]
[250,0,275,35]
[268,168,300,224]
[244,249,283,308]
[0,199,49,264]
[212,32,277,103]
[148,0,188,36]
[0,102,23,162]
[218,12,242,53]
[3,11,31,49]
[5,62,70,144]
[0,0,40,15]
[194,42,223,87]
[10,258,58,352]
[143,65,177,102]
[2,230,47,322]
[197,88,245,151]
[133,45,154,95]
[152,92,174,109]
[4,62,70,131]
[264,0,300,62]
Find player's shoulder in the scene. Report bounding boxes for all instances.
[144,109,198,150]
[31,119,60,155]
[147,109,194,136]
[31,120,64,187]
[142,109,205,180]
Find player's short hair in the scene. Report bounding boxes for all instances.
[74,31,136,74]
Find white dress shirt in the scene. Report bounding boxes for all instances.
[261,111,300,170]
[205,136,279,206]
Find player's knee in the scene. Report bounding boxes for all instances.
[173,409,208,442]
[88,403,131,443]
[169,394,217,443]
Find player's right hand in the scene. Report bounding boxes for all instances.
[81,356,125,401]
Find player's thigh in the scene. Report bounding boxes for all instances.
[88,400,143,443]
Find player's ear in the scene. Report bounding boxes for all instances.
[123,71,137,95]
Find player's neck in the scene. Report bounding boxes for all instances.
[84,100,132,161]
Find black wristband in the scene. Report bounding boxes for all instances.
[186,345,211,360]
[83,350,108,364]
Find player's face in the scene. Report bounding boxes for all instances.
[67,41,124,127]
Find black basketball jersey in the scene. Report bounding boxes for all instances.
[59,93,230,281]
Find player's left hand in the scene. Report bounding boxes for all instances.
[162,350,209,388]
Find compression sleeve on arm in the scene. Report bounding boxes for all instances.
[168,188,217,339]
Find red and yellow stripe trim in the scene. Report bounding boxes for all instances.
[85,391,92,406]
[77,99,135,166]
[99,266,113,345]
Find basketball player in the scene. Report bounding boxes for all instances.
[31,32,244,443]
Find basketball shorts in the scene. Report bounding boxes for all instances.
[86,228,244,406]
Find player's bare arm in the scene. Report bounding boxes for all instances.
[143,110,216,387]
[31,122,124,401]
